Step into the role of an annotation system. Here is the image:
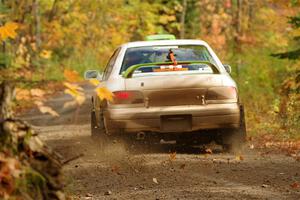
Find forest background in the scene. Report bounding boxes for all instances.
[0,0,299,140]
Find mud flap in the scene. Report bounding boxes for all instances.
[222,104,247,152]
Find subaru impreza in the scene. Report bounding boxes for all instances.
[85,34,246,150]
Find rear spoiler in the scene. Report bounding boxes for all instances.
[122,61,220,78]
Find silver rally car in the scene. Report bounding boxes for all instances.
[85,35,246,150]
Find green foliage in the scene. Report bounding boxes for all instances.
[289,15,300,28]
[272,49,300,60]
[0,0,299,139]
[272,14,300,59]
[15,168,46,199]
[271,13,300,138]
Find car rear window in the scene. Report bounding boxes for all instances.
[120,45,217,74]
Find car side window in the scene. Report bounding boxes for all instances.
[102,48,121,80]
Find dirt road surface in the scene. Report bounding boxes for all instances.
[20,85,300,200]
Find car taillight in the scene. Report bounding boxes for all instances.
[114,91,131,100]
[112,91,144,104]
[206,86,237,102]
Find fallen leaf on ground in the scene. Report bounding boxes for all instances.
[290,182,300,189]
[152,178,158,184]
[111,165,120,174]
[85,193,93,198]
[235,155,244,161]
[104,190,112,195]
[265,142,273,148]
[179,164,186,169]
[169,152,176,161]
[205,148,213,154]
[30,88,45,98]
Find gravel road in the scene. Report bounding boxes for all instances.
[20,84,300,200]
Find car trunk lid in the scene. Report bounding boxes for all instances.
[125,74,223,107]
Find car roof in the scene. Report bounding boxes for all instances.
[121,39,209,49]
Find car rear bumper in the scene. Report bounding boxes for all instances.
[103,103,240,134]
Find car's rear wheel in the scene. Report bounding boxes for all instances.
[91,109,108,150]
[222,105,247,152]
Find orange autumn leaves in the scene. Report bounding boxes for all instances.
[64,69,82,83]
[0,154,22,198]
[15,69,113,117]
[87,75,113,102]
[63,69,114,106]
[0,22,19,41]
[95,87,114,102]
[15,88,59,117]
[63,69,86,108]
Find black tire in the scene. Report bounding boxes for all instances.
[91,110,108,150]
[222,105,247,152]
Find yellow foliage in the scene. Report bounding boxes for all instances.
[89,79,100,86]
[74,95,86,105]
[291,28,300,38]
[95,87,114,102]
[15,88,31,101]
[40,50,52,59]
[30,89,46,98]
[0,22,18,41]
[64,82,83,92]
[64,82,83,95]
[63,82,86,105]
[159,15,176,24]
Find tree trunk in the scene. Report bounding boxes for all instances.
[48,0,59,22]
[0,81,15,120]
[180,0,187,39]
[0,0,6,68]
[33,0,41,48]
[236,0,243,39]
[0,81,65,199]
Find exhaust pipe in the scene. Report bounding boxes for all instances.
[136,132,146,140]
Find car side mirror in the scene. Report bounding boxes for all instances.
[223,64,232,74]
[84,70,103,80]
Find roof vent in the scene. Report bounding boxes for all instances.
[145,34,176,41]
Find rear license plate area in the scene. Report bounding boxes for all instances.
[160,115,192,132]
